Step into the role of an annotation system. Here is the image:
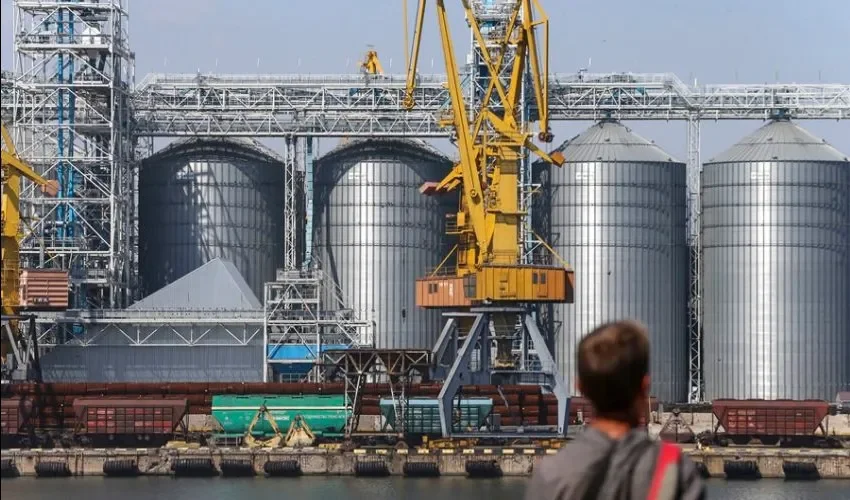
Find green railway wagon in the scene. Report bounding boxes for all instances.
[379,397,493,435]
[212,394,349,438]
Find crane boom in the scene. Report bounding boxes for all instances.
[403,0,428,110]
[404,0,573,308]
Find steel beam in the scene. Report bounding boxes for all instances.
[434,309,568,437]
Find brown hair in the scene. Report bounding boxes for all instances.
[576,320,650,414]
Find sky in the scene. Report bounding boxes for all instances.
[1,0,848,159]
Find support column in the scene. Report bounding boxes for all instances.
[283,136,298,271]
[303,137,315,268]
[686,114,703,403]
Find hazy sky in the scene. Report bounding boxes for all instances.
[1,0,848,159]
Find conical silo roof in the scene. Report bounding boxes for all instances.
[708,118,849,163]
[553,119,682,163]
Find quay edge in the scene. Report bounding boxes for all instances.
[1,446,848,479]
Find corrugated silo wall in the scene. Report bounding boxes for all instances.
[535,157,689,403]
[313,139,454,349]
[702,156,850,400]
[139,139,286,299]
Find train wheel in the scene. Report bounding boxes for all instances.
[759,436,779,446]
[731,436,750,446]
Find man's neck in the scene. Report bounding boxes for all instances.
[589,417,634,440]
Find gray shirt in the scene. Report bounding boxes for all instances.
[524,428,706,500]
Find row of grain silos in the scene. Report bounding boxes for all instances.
[124,119,846,401]
[534,117,849,402]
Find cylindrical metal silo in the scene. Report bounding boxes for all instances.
[702,118,850,400]
[535,119,689,402]
[139,138,286,299]
[313,139,452,349]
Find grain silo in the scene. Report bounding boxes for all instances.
[702,117,850,400]
[313,139,453,349]
[535,119,689,402]
[139,138,287,299]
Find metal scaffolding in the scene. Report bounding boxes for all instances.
[10,0,135,309]
[263,268,371,382]
[321,348,431,436]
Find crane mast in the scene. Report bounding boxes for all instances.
[404,0,572,436]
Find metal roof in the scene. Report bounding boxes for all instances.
[130,258,261,311]
[317,137,451,164]
[708,118,849,163]
[550,119,682,164]
[146,136,286,164]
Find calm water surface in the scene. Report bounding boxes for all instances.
[2,477,848,499]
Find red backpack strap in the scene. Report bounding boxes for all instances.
[647,442,682,500]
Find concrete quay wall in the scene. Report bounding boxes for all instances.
[1,446,848,479]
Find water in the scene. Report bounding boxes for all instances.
[2,477,848,499]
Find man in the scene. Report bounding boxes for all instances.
[524,321,706,499]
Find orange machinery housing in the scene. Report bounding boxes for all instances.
[416,265,575,309]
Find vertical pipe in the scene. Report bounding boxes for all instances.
[263,283,269,382]
[67,10,76,241]
[57,9,65,241]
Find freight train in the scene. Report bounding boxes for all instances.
[1,383,847,449]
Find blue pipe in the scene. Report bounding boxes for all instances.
[56,10,65,241]
[66,10,76,240]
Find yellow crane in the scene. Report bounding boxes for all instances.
[403,1,573,432]
[360,49,385,76]
[404,1,573,311]
[2,122,59,376]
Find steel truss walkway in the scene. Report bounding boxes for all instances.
[129,72,849,136]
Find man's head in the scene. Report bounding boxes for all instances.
[576,320,650,420]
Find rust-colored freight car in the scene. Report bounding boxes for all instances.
[709,399,839,447]
[73,398,188,446]
[1,398,34,447]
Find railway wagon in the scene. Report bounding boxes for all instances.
[1,397,34,448]
[379,397,493,437]
[211,394,349,440]
[72,398,188,447]
[708,399,839,447]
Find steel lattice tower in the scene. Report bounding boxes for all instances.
[12,0,135,308]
